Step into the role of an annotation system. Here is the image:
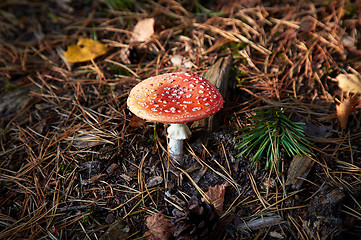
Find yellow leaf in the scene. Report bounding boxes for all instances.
[335,73,361,94]
[64,38,108,63]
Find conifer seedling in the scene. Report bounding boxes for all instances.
[236,108,313,170]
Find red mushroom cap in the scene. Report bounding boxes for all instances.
[127,72,223,124]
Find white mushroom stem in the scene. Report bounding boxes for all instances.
[167,123,192,156]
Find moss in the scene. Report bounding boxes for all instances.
[105,0,134,10]
[343,2,358,17]
[108,63,132,76]
[59,164,74,174]
[220,42,249,54]
[323,0,331,7]
[4,83,20,91]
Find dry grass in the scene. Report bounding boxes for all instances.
[1,0,361,239]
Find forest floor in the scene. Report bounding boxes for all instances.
[1,1,361,239]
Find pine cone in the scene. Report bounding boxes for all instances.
[172,196,219,240]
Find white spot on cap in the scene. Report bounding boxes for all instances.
[192,107,201,111]
[138,102,147,107]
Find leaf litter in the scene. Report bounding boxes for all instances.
[64,38,108,63]
[1,1,361,240]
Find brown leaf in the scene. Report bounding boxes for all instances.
[146,176,163,188]
[342,35,356,49]
[100,219,130,240]
[299,16,317,32]
[201,184,226,213]
[335,74,361,94]
[145,212,175,240]
[336,97,357,130]
[286,155,314,189]
[120,47,131,64]
[130,115,146,128]
[131,18,155,43]
[106,163,119,175]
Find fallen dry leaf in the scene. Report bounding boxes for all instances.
[145,212,175,240]
[286,155,314,189]
[130,115,146,128]
[335,73,361,94]
[299,16,317,32]
[106,163,119,175]
[131,18,155,43]
[64,38,108,63]
[201,183,226,213]
[336,97,357,130]
[170,55,193,69]
[342,35,356,49]
[146,176,163,188]
[100,219,130,240]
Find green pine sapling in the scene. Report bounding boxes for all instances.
[236,108,313,170]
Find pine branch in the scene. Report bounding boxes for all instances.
[236,108,313,170]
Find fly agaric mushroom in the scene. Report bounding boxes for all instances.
[127,72,223,156]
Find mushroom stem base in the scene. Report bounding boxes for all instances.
[168,138,184,156]
[167,123,192,157]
